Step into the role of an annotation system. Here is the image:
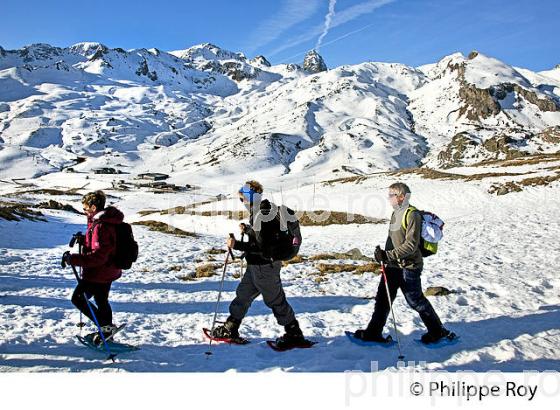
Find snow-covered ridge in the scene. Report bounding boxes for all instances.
[0,43,559,182]
[409,51,560,168]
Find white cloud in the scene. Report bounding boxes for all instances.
[243,0,322,55]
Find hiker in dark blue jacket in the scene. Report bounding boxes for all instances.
[211,180,308,349]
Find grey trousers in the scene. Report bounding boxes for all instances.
[229,261,296,326]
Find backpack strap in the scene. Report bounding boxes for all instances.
[87,220,99,245]
[401,205,418,231]
[87,220,107,253]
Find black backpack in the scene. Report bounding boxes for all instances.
[89,221,138,269]
[271,205,302,261]
[113,222,138,269]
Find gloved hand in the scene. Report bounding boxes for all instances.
[226,233,236,249]
[226,233,236,260]
[61,251,71,268]
[374,246,388,264]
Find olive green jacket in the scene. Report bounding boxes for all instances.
[385,204,423,270]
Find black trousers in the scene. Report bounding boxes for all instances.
[366,266,444,336]
[71,281,113,327]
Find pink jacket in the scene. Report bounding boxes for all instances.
[69,206,124,283]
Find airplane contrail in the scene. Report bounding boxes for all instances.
[315,0,337,51]
[281,20,378,63]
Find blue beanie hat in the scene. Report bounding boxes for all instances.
[239,185,258,203]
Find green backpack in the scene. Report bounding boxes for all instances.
[401,206,444,257]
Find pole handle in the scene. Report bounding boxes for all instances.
[228,233,235,260]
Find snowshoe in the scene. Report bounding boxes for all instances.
[418,329,459,345]
[345,330,395,346]
[353,329,393,343]
[202,327,249,345]
[77,333,139,358]
[266,334,316,352]
[90,323,125,346]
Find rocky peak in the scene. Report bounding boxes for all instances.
[286,63,301,72]
[88,44,110,61]
[69,42,108,59]
[250,55,271,67]
[172,43,246,63]
[19,43,63,62]
[468,50,479,60]
[303,50,327,73]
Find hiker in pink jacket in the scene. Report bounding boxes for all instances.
[62,190,124,343]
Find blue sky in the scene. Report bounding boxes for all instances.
[2,0,559,70]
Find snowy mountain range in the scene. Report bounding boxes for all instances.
[1,42,559,182]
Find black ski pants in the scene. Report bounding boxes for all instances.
[366,266,444,336]
[71,281,113,327]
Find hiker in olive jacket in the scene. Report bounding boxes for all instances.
[354,182,452,345]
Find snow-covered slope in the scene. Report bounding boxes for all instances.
[2,43,559,183]
[538,64,560,83]
[1,160,559,372]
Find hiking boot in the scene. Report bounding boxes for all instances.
[211,319,240,339]
[92,324,118,345]
[420,328,453,344]
[353,329,393,343]
[275,320,306,349]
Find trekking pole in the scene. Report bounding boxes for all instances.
[380,262,405,361]
[68,263,116,362]
[69,232,86,331]
[77,242,85,333]
[205,233,235,357]
[239,233,245,278]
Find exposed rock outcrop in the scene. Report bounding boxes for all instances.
[536,126,560,144]
[136,58,158,81]
[19,43,62,62]
[89,44,110,61]
[490,83,559,112]
[303,50,327,73]
[458,83,502,120]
